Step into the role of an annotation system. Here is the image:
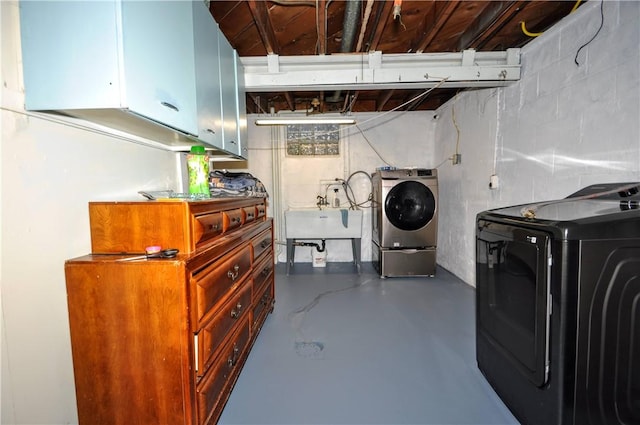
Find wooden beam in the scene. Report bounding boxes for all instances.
[459,1,528,50]
[367,1,395,51]
[413,1,461,53]
[376,90,395,112]
[283,92,295,111]
[247,0,280,54]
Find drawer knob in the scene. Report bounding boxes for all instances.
[262,266,271,276]
[230,303,242,319]
[260,240,269,249]
[209,224,219,231]
[227,265,240,281]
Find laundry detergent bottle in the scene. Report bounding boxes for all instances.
[187,146,210,198]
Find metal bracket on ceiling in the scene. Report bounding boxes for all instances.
[241,48,521,92]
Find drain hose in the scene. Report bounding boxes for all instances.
[294,239,326,252]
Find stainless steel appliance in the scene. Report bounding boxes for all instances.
[372,168,438,277]
[476,183,640,425]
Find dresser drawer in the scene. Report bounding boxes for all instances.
[196,317,250,425]
[194,212,224,246]
[242,206,256,224]
[252,253,274,303]
[255,203,266,219]
[89,199,267,254]
[197,282,251,377]
[252,282,274,332]
[222,209,243,233]
[252,229,272,261]
[193,245,251,324]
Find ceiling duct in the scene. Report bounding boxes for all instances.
[326,0,361,103]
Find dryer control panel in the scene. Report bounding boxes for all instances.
[378,168,437,179]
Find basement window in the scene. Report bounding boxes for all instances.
[286,124,340,156]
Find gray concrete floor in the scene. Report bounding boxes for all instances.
[219,262,518,425]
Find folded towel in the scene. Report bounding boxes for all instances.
[209,170,269,198]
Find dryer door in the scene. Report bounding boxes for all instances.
[379,179,438,248]
[385,181,436,231]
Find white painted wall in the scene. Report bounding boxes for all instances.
[434,0,640,285]
[244,111,436,264]
[1,3,182,423]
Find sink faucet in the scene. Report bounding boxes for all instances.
[316,195,329,209]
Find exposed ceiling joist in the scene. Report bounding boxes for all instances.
[460,1,529,50]
[414,1,461,53]
[247,0,279,54]
[376,90,395,112]
[242,49,520,92]
[210,0,579,112]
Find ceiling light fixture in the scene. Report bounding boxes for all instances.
[254,117,356,126]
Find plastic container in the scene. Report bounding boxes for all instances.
[186,146,210,197]
[312,248,327,268]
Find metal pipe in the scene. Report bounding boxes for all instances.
[293,240,326,252]
[327,0,361,103]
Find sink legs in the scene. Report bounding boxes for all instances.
[286,238,361,274]
[352,238,362,274]
[286,238,295,275]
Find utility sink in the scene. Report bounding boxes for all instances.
[285,208,363,239]
[285,208,363,274]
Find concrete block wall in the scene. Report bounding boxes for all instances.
[434,0,640,286]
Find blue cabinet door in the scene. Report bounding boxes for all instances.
[20,0,198,136]
[235,51,248,159]
[193,1,223,149]
[218,32,240,156]
[122,1,198,135]
[20,1,122,110]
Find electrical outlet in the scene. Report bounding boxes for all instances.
[452,154,462,165]
[489,174,499,190]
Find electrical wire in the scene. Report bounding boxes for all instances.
[521,0,583,38]
[354,123,393,166]
[451,97,460,160]
[520,21,543,38]
[574,0,604,66]
[288,277,377,345]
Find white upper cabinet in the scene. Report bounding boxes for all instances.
[235,51,249,159]
[218,32,240,156]
[20,0,198,137]
[192,1,223,149]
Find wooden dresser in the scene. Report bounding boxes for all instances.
[65,198,274,425]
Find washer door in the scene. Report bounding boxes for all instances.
[385,181,436,231]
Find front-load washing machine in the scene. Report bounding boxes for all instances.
[372,168,438,277]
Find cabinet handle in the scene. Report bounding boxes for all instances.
[260,240,269,248]
[209,223,219,231]
[229,140,237,145]
[160,101,179,112]
[261,266,271,276]
[227,264,240,281]
[227,344,240,367]
[230,302,243,319]
[205,128,215,134]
